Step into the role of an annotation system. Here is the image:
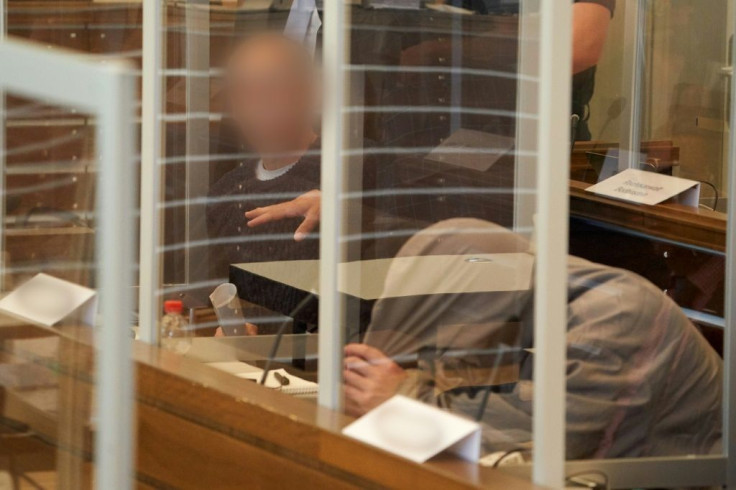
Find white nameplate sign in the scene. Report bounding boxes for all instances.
[0,273,97,328]
[586,168,700,207]
[342,395,481,464]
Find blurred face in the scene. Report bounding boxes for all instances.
[226,36,318,155]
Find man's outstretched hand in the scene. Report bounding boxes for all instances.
[244,189,321,242]
[343,343,406,417]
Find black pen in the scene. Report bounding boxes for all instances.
[274,372,290,386]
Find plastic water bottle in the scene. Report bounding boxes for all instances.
[159,300,192,354]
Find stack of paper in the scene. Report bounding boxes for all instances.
[238,369,318,398]
[207,361,317,398]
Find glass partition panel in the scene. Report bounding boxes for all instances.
[4,0,143,289]
[3,94,95,289]
[138,2,731,488]
[641,0,731,204]
[151,4,551,453]
[0,95,97,487]
[0,75,135,488]
[336,0,547,475]
[563,0,730,488]
[1,3,140,487]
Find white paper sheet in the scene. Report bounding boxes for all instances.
[586,168,700,207]
[0,273,96,327]
[342,395,480,463]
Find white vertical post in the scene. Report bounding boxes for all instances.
[513,0,539,237]
[533,1,572,488]
[139,0,165,344]
[619,0,646,170]
[723,16,736,489]
[184,0,211,287]
[0,0,6,291]
[94,65,136,490]
[319,0,349,409]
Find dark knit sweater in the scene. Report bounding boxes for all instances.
[206,147,321,285]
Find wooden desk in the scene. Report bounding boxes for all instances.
[570,180,726,253]
[569,178,727,333]
[0,323,540,489]
[230,254,534,330]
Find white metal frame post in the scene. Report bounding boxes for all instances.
[95,54,136,490]
[139,0,165,344]
[184,0,211,287]
[0,39,136,490]
[319,0,349,409]
[619,0,646,170]
[513,0,539,237]
[724,17,736,488]
[532,1,573,487]
[0,0,6,291]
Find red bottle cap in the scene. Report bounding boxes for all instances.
[164,300,183,314]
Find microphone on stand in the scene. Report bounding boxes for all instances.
[259,293,316,385]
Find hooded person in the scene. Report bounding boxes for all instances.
[345,218,722,460]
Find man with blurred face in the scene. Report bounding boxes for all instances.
[226,33,319,168]
[205,34,321,333]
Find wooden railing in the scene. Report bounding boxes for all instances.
[0,322,541,489]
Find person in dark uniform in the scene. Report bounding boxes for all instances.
[441,0,616,140]
[570,0,616,140]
